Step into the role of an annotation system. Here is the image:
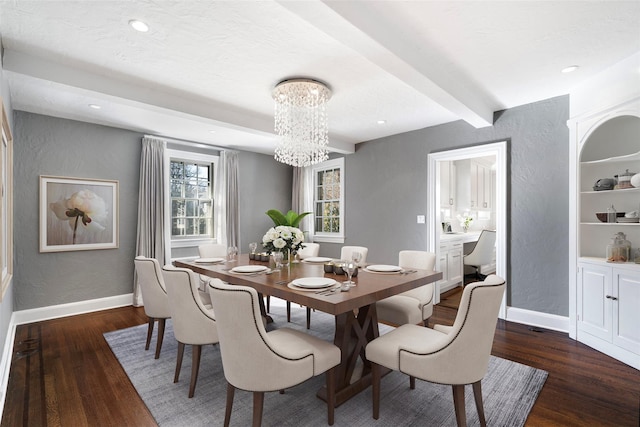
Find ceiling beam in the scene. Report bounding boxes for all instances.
[279,0,494,128]
[3,49,356,154]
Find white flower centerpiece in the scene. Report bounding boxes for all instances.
[262,225,305,257]
[262,209,310,262]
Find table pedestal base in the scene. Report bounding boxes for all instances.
[317,303,380,406]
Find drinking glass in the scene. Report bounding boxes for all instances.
[351,251,363,267]
[227,246,238,262]
[343,261,357,287]
[249,242,258,254]
[272,252,284,270]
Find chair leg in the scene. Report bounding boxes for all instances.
[326,367,336,425]
[155,318,166,359]
[423,318,429,328]
[286,301,291,322]
[224,382,235,427]
[145,318,154,351]
[372,362,381,420]
[266,295,270,312]
[452,384,467,427]
[306,307,311,329]
[472,380,487,427]
[409,376,416,390]
[252,391,264,427]
[174,342,185,383]
[188,344,202,398]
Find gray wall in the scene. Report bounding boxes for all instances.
[12,112,292,310]
[13,112,142,310]
[237,150,293,251]
[320,95,570,316]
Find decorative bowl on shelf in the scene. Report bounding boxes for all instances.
[595,212,625,222]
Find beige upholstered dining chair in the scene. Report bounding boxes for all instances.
[463,229,497,280]
[208,280,341,427]
[198,243,227,258]
[376,250,437,327]
[133,256,171,359]
[366,275,506,427]
[340,245,368,266]
[296,242,320,259]
[162,266,219,398]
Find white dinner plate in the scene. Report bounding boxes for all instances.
[366,264,403,272]
[301,257,333,263]
[288,280,339,292]
[230,265,268,273]
[195,257,225,264]
[291,277,337,289]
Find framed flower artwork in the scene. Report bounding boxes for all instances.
[39,176,119,252]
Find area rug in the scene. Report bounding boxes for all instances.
[104,300,547,427]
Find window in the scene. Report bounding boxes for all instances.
[169,157,215,240]
[311,157,344,243]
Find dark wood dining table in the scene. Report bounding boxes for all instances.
[174,254,442,406]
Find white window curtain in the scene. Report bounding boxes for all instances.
[216,151,240,249]
[133,136,167,307]
[292,166,313,239]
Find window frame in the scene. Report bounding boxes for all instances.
[166,149,219,249]
[0,101,13,302]
[310,157,345,244]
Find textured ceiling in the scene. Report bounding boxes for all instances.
[1,1,639,155]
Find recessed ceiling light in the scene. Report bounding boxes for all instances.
[88,104,101,110]
[129,19,149,32]
[561,65,579,73]
[377,120,386,125]
[209,130,217,134]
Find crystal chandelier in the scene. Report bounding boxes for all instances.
[272,78,332,167]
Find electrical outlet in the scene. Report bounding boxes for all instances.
[417,215,426,224]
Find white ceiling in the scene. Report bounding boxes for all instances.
[1,1,639,155]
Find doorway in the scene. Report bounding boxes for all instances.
[427,141,507,319]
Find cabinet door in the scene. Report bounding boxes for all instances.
[438,248,449,285]
[612,269,640,354]
[482,167,493,209]
[448,243,463,286]
[578,263,612,341]
[440,162,456,210]
[470,162,478,208]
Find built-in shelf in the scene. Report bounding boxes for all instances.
[580,222,640,226]
[581,187,640,195]
[581,150,640,164]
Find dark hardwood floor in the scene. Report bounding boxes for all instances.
[2,294,639,426]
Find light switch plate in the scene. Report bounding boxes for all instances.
[417,215,426,224]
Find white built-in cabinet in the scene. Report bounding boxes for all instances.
[455,158,494,211]
[438,240,463,292]
[470,160,492,210]
[570,95,640,370]
[577,259,640,368]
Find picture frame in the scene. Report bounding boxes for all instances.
[39,175,119,253]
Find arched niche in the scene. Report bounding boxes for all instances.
[580,115,640,162]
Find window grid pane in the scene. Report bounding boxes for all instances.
[314,166,341,234]
[170,159,214,238]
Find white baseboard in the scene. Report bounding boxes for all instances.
[505,306,570,333]
[12,293,134,325]
[0,293,134,420]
